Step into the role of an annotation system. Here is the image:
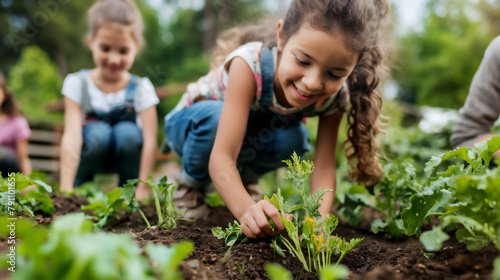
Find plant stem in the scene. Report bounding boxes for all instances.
[138,208,151,228]
[150,185,163,226]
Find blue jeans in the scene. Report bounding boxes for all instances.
[75,120,142,186]
[164,100,311,190]
[0,146,20,175]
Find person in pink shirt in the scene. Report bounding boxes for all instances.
[0,75,32,176]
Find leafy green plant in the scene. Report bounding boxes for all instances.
[80,186,131,229]
[205,191,225,207]
[0,172,54,217]
[134,175,185,229]
[397,136,500,277]
[212,221,249,262]
[213,153,363,273]
[339,158,420,239]
[82,175,184,229]
[265,262,349,280]
[268,153,363,272]
[0,213,193,280]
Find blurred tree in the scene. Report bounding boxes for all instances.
[162,0,267,52]
[8,45,62,121]
[392,0,499,109]
[0,1,93,77]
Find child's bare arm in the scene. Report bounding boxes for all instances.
[136,105,158,200]
[15,138,32,176]
[209,57,285,238]
[59,97,83,192]
[311,111,343,218]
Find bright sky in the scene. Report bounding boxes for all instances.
[147,0,427,35]
[392,0,427,34]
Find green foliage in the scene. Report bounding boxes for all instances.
[205,191,226,207]
[144,241,194,280]
[0,213,193,280]
[136,175,185,229]
[267,153,362,272]
[393,0,499,108]
[81,187,130,229]
[338,158,419,239]
[0,172,54,217]
[266,263,293,280]
[212,221,249,263]
[8,45,63,122]
[214,153,361,274]
[339,135,500,247]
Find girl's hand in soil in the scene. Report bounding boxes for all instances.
[240,200,291,239]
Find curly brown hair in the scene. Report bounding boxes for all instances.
[211,0,392,186]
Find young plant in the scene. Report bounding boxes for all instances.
[81,186,132,229]
[212,221,249,262]
[271,153,363,272]
[400,137,500,277]
[0,213,193,280]
[265,262,349,280]
[337,157,421,239]
[134,175,185,229]
[213,153,363,273]
[0,172,54,217]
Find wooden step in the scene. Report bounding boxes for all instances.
[29,129,62,144]
[30,158,60,173]
[28,144,60,158]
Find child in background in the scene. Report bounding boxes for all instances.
[59,0,159,201]
[165,0,390,237]
[451,36,500,166]
[0,73,32,176]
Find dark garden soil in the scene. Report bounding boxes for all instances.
[15,193,497,280]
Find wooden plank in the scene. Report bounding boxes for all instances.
[30,158,60,173]
[28,144,60,158]
[29,130,62,144]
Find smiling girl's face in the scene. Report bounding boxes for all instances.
[275,21,359,109]
[87,24,139,83]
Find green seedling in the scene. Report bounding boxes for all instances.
[236,259,247,275]
[0,172,54,217]
[213,153,363,273]
[0,213,193,280]
[124,175,184,229]
[212,221,249,263]
[81,187,129,229]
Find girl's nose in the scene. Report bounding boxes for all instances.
[108,52,120,64]
[303,71,323,92]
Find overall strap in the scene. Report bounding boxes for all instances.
[125,74,139,112]
[77,70,92,114]
[258,46,274,108]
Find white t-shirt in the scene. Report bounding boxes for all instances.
[62,71,159,127]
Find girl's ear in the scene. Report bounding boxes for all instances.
[86,34,94,49]
[276,20,285,52]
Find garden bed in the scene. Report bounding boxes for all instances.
[11,193,496,280]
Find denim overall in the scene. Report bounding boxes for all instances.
[74,71,143,186]
[164,47,311,191]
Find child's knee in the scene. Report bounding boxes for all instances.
[81,121,113,156]
[193,101,224,134]
[113,121,142,153]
